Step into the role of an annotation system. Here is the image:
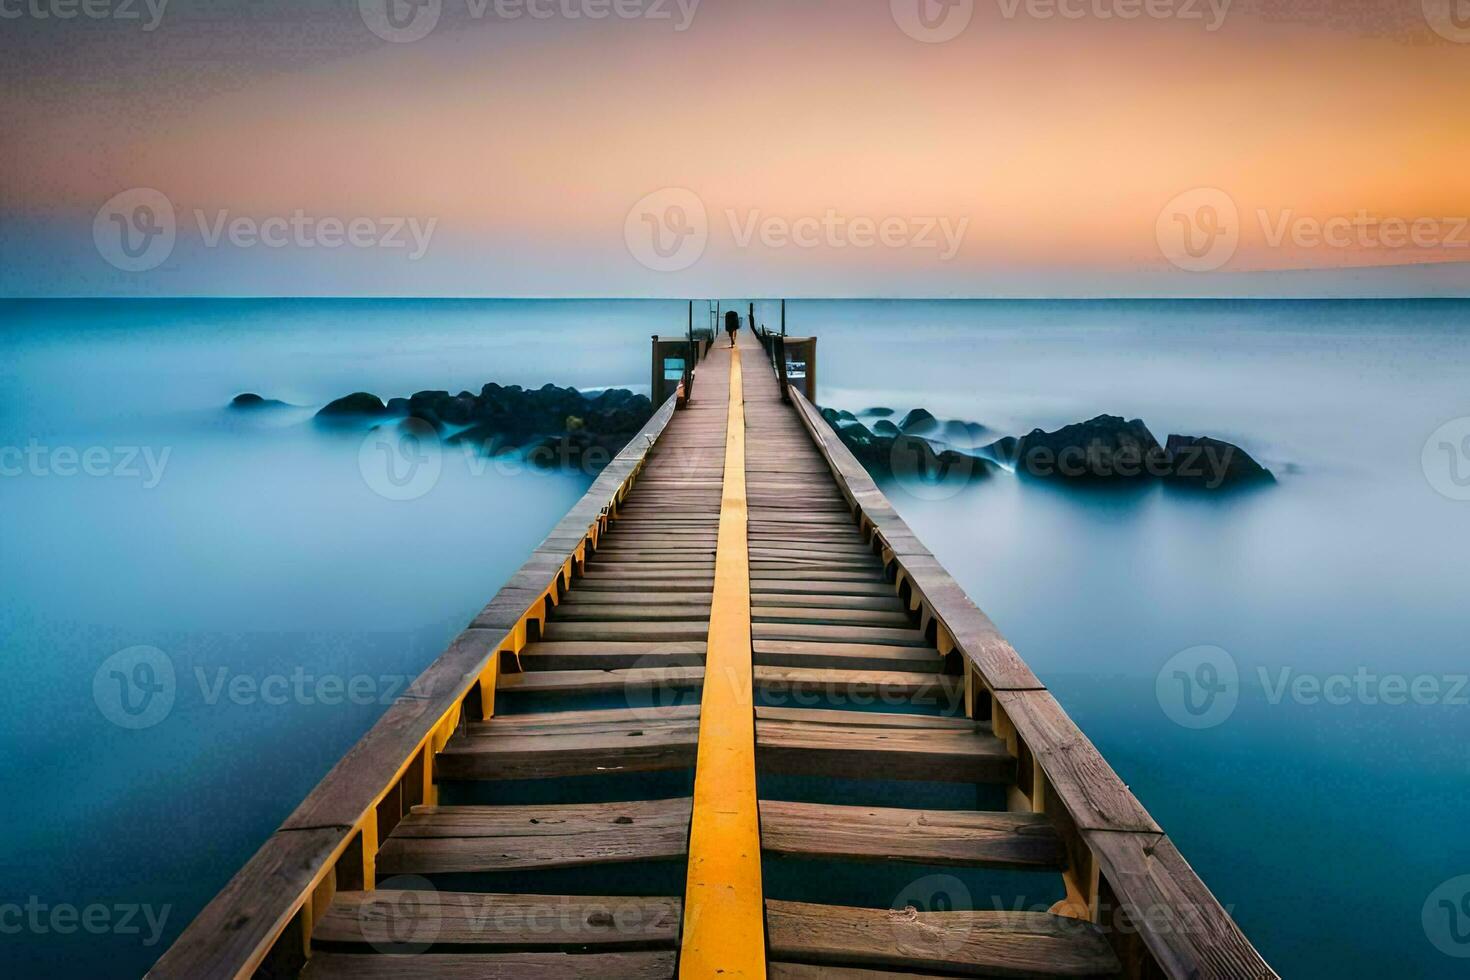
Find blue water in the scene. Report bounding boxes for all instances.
[2,298,1468,978]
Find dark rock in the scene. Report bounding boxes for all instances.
[229,393,287,409]
[986,415,1164,481]
[821,417,994,486]
[385,398,411,416]
[898,408,937,434]
[943,419,988,443]
[317,392,389,418]
[1162,435,1274,488]
[865,407,895,417]
[873,419,900,436]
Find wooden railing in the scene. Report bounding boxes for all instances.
[786,386,1277,980]
[147,394,680,980]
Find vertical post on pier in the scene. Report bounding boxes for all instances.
[780,298,786,336]
[685,300,696,402]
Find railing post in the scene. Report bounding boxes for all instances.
[774,334,791,403]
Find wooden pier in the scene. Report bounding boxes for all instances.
[150,320,1276,980]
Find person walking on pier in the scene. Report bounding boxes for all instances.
[725,309,740,347]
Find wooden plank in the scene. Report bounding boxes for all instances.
[468,705,699,733]
[752,623,930,647]
[756,717,1013,783]
[1085,832,1279,980]
[303,951,677,980]
[313,892,681,949]
[769,966,946,980]
[755,707,977,730]
[553,604,714,622]
[499,666,704,697]
[994,690,1160,835]
[753,640,941,673]
[519,641,707,670]
[377,797,692,876]
[754,666,962,704]
[765,900,1120,979]
[146,827,348,980]
[437,715,699,781]
[760,801,1064,870]
[751,606,913,627]
[543,621,712,643]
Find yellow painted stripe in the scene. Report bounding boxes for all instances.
[679,346,766,979]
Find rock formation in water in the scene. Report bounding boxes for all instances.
[898,408,937,434]
[310,383,653,466]
[229,392,289,409]
[317,392,391,417]
[986,415,1164,481]
[1161,434,1275,488]
[821,408,994,484]
[984,414,1273,488]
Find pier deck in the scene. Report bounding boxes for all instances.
[150,326,1276,980]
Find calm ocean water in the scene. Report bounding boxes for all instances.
[2,298,1468,978]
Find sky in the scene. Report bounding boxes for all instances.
[2,0,1469,297]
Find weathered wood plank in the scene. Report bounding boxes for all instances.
[765,900,1121,978]
[752,623,931,647]
[377,797,692,876]
[314,892,681,949]
[755,707,978,730]
[146,827,349,980]
[761,801,1065,870]
[1085,832,1278,980]
[756,717,1013,783]
[499,666,704,697]
[438,715,699,781]
[994,690,1160,835]
[302,951,677,980]
[753,640,942,673]
[518,641,707,670]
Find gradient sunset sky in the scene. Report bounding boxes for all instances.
[2,0,1468,296]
